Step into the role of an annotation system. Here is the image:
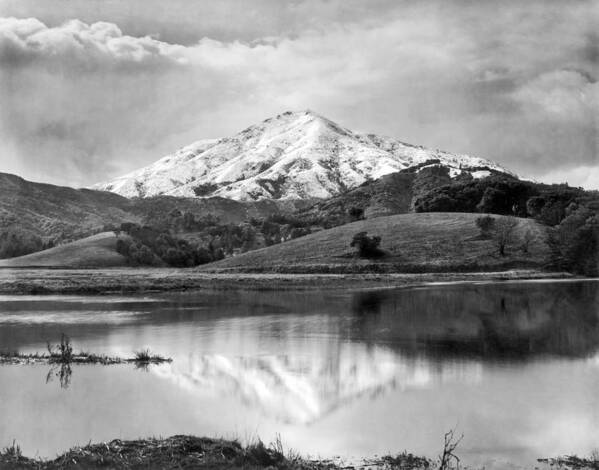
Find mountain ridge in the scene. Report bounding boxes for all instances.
[93,110,515,201]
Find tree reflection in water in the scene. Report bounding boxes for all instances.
[45,363,72,389]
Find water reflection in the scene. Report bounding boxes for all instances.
[0,281,598,465]
[45,363,72,389]
[349,282,599,359]
[152,348,482,424]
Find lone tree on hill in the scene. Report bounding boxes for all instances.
[350,232,384,258]
[475,216,496,238]
[493,217,519,256]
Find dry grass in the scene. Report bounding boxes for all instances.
[0,232,128,268]
[0,267,568,295]
[204,212,550,273]
[0,435,430,469]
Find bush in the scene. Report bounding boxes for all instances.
[475,216,495,238]
[348,206,365,221]
[350,232,384,258]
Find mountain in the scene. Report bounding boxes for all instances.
[93,110,514,201]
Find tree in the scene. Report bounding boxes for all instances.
[350,232,384,258]
[521,229,534,254]
[493,217,518,256]
[348,206,365,221]
[475,216,495,238]
[477,187,508,214]
[549,208,599,275]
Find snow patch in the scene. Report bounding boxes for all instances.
[93,110,516,200]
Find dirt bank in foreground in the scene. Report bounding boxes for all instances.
[1,435,596,469]
[0,268,573,295]
[0,435,430,469]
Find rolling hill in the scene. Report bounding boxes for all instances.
[0,172,305,258]
[0,232,128,268]
[0,172,135,242]
[94,110,514,201]
[203,212,550,273]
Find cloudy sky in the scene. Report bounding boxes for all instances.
[0,0,597,188]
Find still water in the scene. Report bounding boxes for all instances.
[0,280,598,468]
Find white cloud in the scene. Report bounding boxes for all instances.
[513,70,598,121]
[0,2,597,187]
[0,17,188,66]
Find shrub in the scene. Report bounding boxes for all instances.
[348,206,365,221]
[47,333,73,364]
[350,232,384,258]
[475,216,495,238]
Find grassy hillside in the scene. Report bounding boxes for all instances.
[0,172,310,259]
[0,172,136,241]
[203,212,551,273]
[0,232,128,268]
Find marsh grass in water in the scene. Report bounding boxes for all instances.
[0,335,172,366]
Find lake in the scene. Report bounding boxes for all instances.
[0,280,598,468]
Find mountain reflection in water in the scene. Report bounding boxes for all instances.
[0,280,598,465]
[152,349,482,424]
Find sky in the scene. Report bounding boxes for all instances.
[0,0,597,189]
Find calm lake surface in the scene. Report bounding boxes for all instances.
[1,280,598,468]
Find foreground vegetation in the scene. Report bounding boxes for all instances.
[0,335,170,366]
[0,435,432,470]
[1,434,597,470]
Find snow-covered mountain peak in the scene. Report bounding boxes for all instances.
[93,111,515,201]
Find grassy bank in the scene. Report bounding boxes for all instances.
[0,435,431,470]
[0,267,572,295]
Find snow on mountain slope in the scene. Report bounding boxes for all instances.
[94,110,514,201]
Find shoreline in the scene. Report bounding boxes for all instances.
[1,434,596,470]
[0,435,431,470]
[0,268,576,295]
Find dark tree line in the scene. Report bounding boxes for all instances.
[0,229,55,259]
[414,175,594,226]
[116,223,224,267]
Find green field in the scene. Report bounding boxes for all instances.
[205,212,550,273]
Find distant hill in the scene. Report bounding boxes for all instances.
[0,172,304,259]
[0,172,135,242]
[0,232,128,268]
[295,163,473,224]
[203,212,550,273]
[93,110,514,201]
